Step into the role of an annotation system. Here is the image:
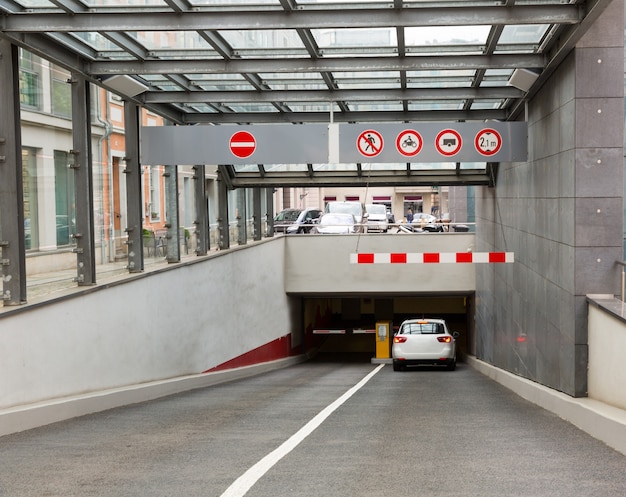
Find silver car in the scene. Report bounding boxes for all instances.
[392,318,459,371]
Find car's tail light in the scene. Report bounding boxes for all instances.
[437,336,452,343]
[393,336,407,343]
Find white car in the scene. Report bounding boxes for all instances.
[365,204,389,233]
[311,213,357,234]
[392,318,459,371]
[324,201,365,232]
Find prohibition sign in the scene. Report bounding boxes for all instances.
[475,128,502,156]
[396,130,423,157]
[435,129,462,157]
[357,129,384,158]
[229,130,256,159]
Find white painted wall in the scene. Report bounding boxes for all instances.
[0,239,291,410]
[284,233,476,294]
[588,300,626,410]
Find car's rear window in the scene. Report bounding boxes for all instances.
[400,322,444,334]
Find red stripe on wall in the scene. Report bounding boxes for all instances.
[358,253,375,264]
[423,253,440,263]
[456,252,473,263]
[203,335,293,373]
[489,252,506,263]
[390,253,407,264]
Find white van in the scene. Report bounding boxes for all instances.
[365,204,389,232]
[324,201,365,232]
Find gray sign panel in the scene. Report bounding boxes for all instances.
[141,124,329,165]
[141,122,526,165]
[339,122,527,163]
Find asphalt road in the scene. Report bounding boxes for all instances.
[1,358,625,497]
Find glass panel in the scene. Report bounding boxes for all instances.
[72,33,123,52]
[263,164,309,172]
[407,69,474,89]
[499,25,549,45]
[23,148,38,251]
[19,50,42,110]
[82,0,167,6]
[54,150,75,247]
[405,26,490,47]
[312,28,396,49]
[470,100,505,110]
[220,30,305,50]
[408,100,464,111]
[127,31,213,50]
[51,65,71,118]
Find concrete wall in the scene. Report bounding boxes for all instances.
[284,232,476,294]
[474,0,624,397]
[0,239,293,410]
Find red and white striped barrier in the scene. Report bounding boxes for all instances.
[313,329,346,334]
[350,252,514,264]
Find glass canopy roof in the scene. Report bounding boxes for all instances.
[0,0,613,187]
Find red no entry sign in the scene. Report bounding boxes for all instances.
[229,130,256,159]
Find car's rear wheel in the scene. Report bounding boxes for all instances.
[392,360,404,372]
[446,359,456,371]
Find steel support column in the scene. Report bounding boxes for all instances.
[70,72,96,285]
[252,188,262,241]
[266,188,274,237]
[123,100,144,273]
[217,169,229,249]
[236,188,247,245]
[0,40,26,305]
[164,164,180,262]
[193,165,209,255]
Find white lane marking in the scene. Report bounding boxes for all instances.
[219,364,385,497]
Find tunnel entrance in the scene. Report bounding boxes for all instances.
[301,295,473,362]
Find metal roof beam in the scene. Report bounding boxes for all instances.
[2,6,580,32]
[141,86,522,105]
[90,54,545,76]
[180,109,506,124]
[229,171,492,188]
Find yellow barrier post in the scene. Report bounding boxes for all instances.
[375,321,392,359]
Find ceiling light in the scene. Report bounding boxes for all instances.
[507,69,539,93]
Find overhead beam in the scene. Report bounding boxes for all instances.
[179,109,507,124]
[90,54,545,76]
[142,86,522,105]
[229,171,493,189]
[1,6,580,32]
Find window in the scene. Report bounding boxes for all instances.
[51,65,71,118]
[149,166,161,220]
[19,50,41,110]
[23,148,38,250]
[54,151,75,246]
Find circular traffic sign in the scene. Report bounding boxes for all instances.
[435,129,462,157]
[475,128,502,156]
[357,129,384,158]
[229,130,256,159]
[396,130,423,157]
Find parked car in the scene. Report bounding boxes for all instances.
[311,213,357,234]
[397,212,443,233]
[273,208,303,233]
[365,204,389,233]
[392,318,459,371]
[324,201,365,232]
[285,208,323,234]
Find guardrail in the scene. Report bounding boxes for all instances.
[617,260,626,302]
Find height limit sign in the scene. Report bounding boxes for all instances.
[474,128,502,157]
